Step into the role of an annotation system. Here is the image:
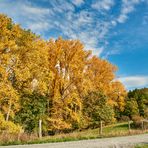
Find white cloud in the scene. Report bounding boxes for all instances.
[28,22,51,32]
[92,47,104,56]
[77,10,93,24]
[111,20,117,26]
[103,49,119,59]
[22,5,51,16]
[0,0,117,56]
[92,0,114,11]
[117,14,128,23]
[0,0,147,57]
[72,0,84,6]
[117,0,141,23]
[117,76,148,89]
[49,8,109,56]
[50,1,74,13]
[0,1,52,34]
[142,14,148,25]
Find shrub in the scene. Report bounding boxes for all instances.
[0,113,23,135]
[120,116,130,122]
[144,108,148,119]
[132,115,143,128]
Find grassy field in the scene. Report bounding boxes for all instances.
[0,122,147,146]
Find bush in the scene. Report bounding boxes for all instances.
[144,108,148,119]
[120,116,130,122]
[0,113,23,135]
[132,115,143,128]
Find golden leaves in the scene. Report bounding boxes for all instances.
[0,14,127,131]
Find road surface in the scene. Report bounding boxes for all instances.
[1,134,148,148]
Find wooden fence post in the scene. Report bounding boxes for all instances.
[39,119,42,139]
[128,121,131,133]
[141,120,144,131]
[99,120,103,135]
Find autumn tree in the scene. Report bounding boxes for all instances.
[108,81,127,119]
[12,29,53,133]
[0,14,52,132]
[83,56,126,120]
[46,37,91,131]
[0,14,20,121]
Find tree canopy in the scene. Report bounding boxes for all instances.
[0,14,127,134]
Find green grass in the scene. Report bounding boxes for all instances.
[0,122,147,146]
[135,144,148,148]
[103,122,129,133]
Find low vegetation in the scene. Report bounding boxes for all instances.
[0,122,147,146]
[135,144,148,148]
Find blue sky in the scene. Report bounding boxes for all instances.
[0,0,148,90]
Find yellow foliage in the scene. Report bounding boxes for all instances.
[0,113,22,134]
[0,14,127,132]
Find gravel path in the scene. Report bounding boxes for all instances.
[1,134,148,148]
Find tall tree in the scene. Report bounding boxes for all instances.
[84,56,126,117]
[47,38,91,131]
[0,14,20,121]
[83,91,115,128]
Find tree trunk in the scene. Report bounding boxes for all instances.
[47,99,50,115]
[141,120,144,131]
[128,121,131,133]
[6,101,12,121]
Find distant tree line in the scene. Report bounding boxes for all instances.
[120,88,148,122]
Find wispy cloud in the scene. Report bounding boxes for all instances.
[72,0,84,6]
[0,0,114,56]
[28,22,51,32]
[45,3,111,56]
[0,0,52,34]
[22,4,51,16]
[91,0,114,11]
[102,49,120,59]
[117,76,148,89]
[50,0,75,13]
[117,0,141,23]
[0,0,148,89]
[142,13,148,25]
[0,0,147,57]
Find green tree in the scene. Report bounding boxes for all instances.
[15,92,47,133]
[124,98,139,118]
[83,92,115,128]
